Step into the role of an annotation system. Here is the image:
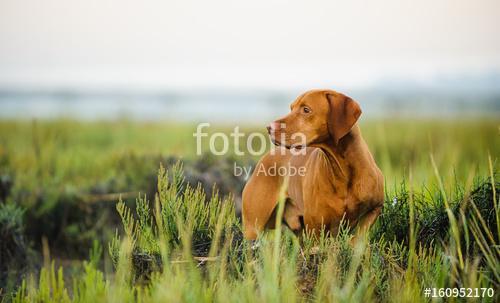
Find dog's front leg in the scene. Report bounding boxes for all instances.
[351,205,383,243]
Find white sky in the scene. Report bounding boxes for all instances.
[0,0,499,90]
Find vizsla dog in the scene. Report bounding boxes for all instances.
[242,89,384,240]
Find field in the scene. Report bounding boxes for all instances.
[0,118,498,302]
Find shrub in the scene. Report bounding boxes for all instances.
[0,202,30,295]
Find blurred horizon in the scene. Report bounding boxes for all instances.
[1,78,499,122]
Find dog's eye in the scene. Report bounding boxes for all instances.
[302,107,311,114]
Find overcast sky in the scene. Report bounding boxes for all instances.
[0,0,499,90]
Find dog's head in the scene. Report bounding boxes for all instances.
[267,89,361,148]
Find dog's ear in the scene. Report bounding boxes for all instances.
[326,92,362,145]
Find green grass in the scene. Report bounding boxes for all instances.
[0,118,499,302]
[0,118,497,191]
[8,161,499,303]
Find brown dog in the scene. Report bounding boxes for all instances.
[242,89,384,240]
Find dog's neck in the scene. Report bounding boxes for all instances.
[310,125,362,179]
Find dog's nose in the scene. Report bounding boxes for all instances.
[267,122,281,134]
